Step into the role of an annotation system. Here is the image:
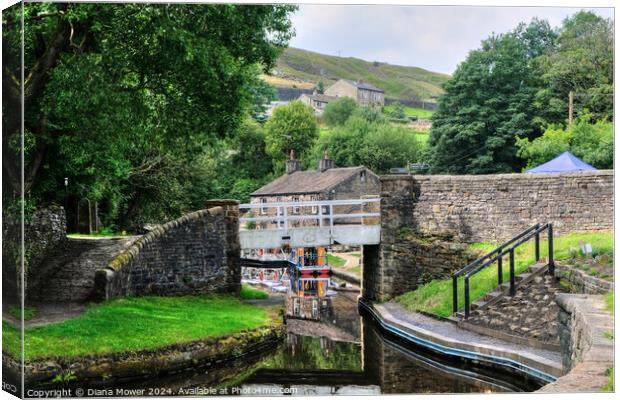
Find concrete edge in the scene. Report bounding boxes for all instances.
[359,300,562,383]
[537,294,614,393]
[4,324,285,386]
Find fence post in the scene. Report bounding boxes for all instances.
[535,223,540,262]
[509,249,516,296]
[452,275,458,314]
[497,254,503,285]
[548,223,555,275]
[464,276,470,319]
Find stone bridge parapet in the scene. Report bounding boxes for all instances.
[94,200,240,300]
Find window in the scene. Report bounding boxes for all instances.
[360,170,367,182]
[310,195,318,214]
[292,196,300,214]
[260,198,268,215]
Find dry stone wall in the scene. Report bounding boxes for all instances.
[2,206,67,302]
[94,200,240,300]
[363,171,613,302]
[407,171,613,242]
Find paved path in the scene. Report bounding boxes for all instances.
[3,302,86,328]
[332,252,360,269]
[375,302,563,379]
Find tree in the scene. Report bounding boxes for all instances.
[264,101,318,168]
[516,118,613,170]
[2,3,296,227]
[314,79,325,94]
[535,11,613,124]
[426,19,555,174]
[310,113,420,174]
[321,97,358,126]
[388,102,406,119]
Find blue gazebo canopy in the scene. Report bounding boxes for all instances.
[526,151,597,174]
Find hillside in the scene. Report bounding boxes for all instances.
[263,47,450,103]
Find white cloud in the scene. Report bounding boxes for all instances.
[289,5,614,74]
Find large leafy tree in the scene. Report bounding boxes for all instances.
[426,19,555,174]
[264,101,318,170]
[2,3,295,226]
[535,11,613,124]
[310,110,421,174]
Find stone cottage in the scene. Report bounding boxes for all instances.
[324,79,385,107]
[298,92,338,115]
[248,151,380,229]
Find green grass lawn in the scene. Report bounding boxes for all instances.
[240,284,269,300]
[383,104,434,119]
[396,231,613,317]
[8,305,37,320]
[2,295,273,360]
[328,254,347,268]
[350,252,361,257]
[348,265,361,276]
[413,131,430,144]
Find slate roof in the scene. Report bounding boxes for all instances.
[342,79,384,93]
[301,93,338,103]
[251,166,371,196]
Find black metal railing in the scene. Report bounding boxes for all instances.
[452,223,554,319]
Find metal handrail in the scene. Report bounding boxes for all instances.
[453,224,540,278]
[453,223,554,319]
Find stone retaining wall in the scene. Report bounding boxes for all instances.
[384,170,613,243]
[555,262,614,295]
[363,171,613,301]
[363,233,473,302]
[2,206,67,302]
[3,325,284,387]
[94,200,240,300]
[538,294,613,392]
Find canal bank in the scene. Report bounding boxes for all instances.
[5,325,286,389]
[358,299,563,382]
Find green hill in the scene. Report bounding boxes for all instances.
[265,47,450,102]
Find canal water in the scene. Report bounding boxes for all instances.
[100,290,544,396]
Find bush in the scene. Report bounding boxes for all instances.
[321,97,358,126]
[310,112,421,174]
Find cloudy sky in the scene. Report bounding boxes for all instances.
[288,5,614,75]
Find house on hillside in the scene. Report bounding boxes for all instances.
[324,79,385,107]
[249,151,380,230]
[298,92,338,115]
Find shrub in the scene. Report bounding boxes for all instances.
[321,97,358,126]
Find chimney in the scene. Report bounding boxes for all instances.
[319,151,334,172]
[285,149,301,174]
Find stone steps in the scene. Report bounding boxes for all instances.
[449,262,549,321]
[29,236,139,303]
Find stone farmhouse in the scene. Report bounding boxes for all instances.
[297,79,385,114]
[249,151,380,229]
[325,79,385,107]
[298,92,338,114]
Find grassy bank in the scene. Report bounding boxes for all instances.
[396,231,613,317]
[240,284,269,300]
[328,254,347,268]
[383,104,434,119]
[3,295,275,360]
